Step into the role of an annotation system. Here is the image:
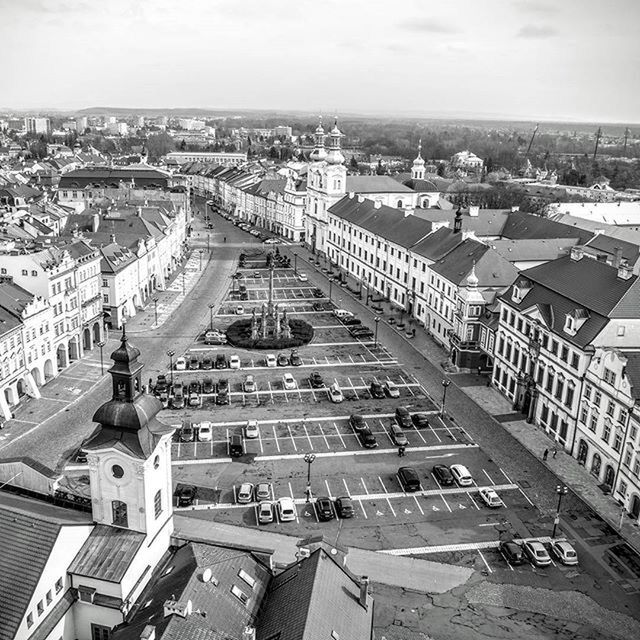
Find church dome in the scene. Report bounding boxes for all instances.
[110,337,141,365]
[92,394,162,432]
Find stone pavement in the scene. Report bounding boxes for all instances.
[174,514,473,594]
[292,247,640,556]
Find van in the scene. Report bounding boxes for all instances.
[450,464,473,487]
[229,434,244,457]
[398,466,421,492]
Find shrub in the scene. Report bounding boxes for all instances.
[226,318,314,349]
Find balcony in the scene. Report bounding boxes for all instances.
[450,333,479,351]
[81,293,101,307]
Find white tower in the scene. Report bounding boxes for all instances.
[411,140,426,181]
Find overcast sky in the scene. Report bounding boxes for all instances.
[1,0,638,123]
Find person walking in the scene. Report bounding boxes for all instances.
[398,445,406,457]
[552,448,558,459]
[543,448,549,461]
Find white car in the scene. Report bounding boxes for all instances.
[298,272,308,282]
[277,497,297,522]
[283,373,297,390]
[384,380,400,398]
[263,238,278,245]
[265,353,277,368]
[175,356,187,371]
[328,383,344,403]
[229,354,241,369]
[243,375,257,393]
[245,420,260,439]
[236,305,245,315]
[197,422,213,442]
[550,540,579,566]
[258,501,274,524]
[450,464,474,487]
[478,487,502,508]
[237,483,254,504]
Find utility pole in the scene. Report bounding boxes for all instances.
[593,127,602,161]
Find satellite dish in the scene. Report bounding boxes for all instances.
[202,568,212,582]
[330,548,337,555]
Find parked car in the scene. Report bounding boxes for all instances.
[478,488,502,508]
[341,316,362,326]
[395,406,413,429]
[298,272,308,282]
[255,483,271,501]
[522,540,552,567]
[277,497,297,522]
[411,412,430,429]
[499,540,526,565]
[253,271,261,278]
[215,354,228,369]
[229,354,241,369]
[201,356,213,370]
[159,391,169,408]
[309,371,324,388]
[180,422,194,442]
[312,288,324,298]
[349,414,367,431]
[335,496,354,518]
[390,423,408,446]
[188,380,201,394]
[258,501,274,524]
[175,356,187,371]
[235,305,245,315]
[237,483,254,504]
[277,353,289,366]
[349,326,373,338]
[245,420,260,439]
[243,375,257,393]
[358,427,378,449]
[188,392,201,408]
[315,496,335,521]
[75,449,88,463]
[328,383,344,403]
[265,353,277,368]
[384,381,400,398]
[171,393,185,410]
[370,379,384,398]
[432,464,454,486]
[155,374,168,393]
[216,378,229,405]
[283,373,297,390]
[188,355,200,370]
[550,540,579,565]
[289,350,302,366]
[398,466,421,492]
[333,309,354,319]
[450,464,474,487]
[202,378,214,394]
[197,422,212,442]
[204,332,226,345]
[175,484,197,507]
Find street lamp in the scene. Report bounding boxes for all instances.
[209,303,215,331]
[167,350,175,387]
[328,278,334,302]
[153,296,158,326]
[552,485,568,538]
[440,379,451,417]
[182,272,186,297]
[199,249,204,271]
[304,452,316,502]
[96,340,106,376]
[374,316,380,347]
[293,252,297,275]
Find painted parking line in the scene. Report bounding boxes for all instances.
[477,549,493,574]
[287,425,298,451]
[333,423,347,448]
[413,495,425,515]
[303,422,313,450]
[467,491,481,510]
[440,494,453,512]
[272,425,281,452]
[324,479,333,498]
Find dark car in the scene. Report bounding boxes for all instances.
[312,302,326,311]
[201,356,213,370]
[315,496,335,521]
[335,496,354,518]
[202,378,214,394]
[215,354,228,369]
[350,327,374,338]
[155,374,168,394]
[432,464,454,486]
[216,378,229,405]
[349,414,367,431]
[395,406,413,429]
[370,379,384,398]
[342,316,362,326]
[188,380,201,395]
[277,353,289,366]
[171,391,185,410]
[75,449,88,463]
[398,466,421,492]
[312,288,324,298]
[499,540,526,565]
[411,412,430,429]
[188,355,200,370]
[175,484,197,507]
[309,371,325,388]
[289,350,302,366]
[358,428,378,449]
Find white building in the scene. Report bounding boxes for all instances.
[450,149,483,170]
[165,151,247,166]
[25,117,51,135]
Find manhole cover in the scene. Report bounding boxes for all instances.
[520,480,531,488]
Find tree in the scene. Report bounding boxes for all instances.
[179,139,186,151]
[437,163,446,177]
[146,132,174,161]
[349,156,359,171]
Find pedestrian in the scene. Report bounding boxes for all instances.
[552,448,558,459]
[543,448,549,461]
[398,445,406,457]
[477,365,482,376]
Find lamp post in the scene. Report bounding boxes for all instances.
[209,303,215,331]
[167,350,175,387]
[304,453,316,502]
[328,278,333,302]
[552,485,568,538]
[293,252,297,275]
[182,272,186,297]
[199,249,204,271]
[153,296,158,326]
[207,232,210,253]
[374,316,380,347]
[96,340,106,376]
[440,379,451,417]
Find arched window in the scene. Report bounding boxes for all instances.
[112,500,128,528]
[397,200,403,208]
[591,453,602,478]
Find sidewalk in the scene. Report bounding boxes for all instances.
[293,247,640,555]
[174,515,473,593]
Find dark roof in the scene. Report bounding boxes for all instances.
[622,352,640,401]
[0,306,22,338]
[412,207,511,236]
[113,543,271,640]
[69,525,145,582]
[0,280,35,318]
[501,210,593,243]
[584,234,640,265]
[345,175,413,194]
[489,238,578,262]
[411,227,463,261]
[0,494,89,640]
[59,168,169,189]
[256,549,373,640]
[402,177,440,192]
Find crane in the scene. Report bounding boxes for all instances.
[525,123,539,160]
[593,127,602,161]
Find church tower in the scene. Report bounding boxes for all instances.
[83,326,175,542]
[309,117,327,163]
[411,140,426,181]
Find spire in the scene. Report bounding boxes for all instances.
[467,260,479,288]
[411,139,425,180]
[309,116,327,162]
[325,117,345,165]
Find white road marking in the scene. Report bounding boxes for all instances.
[477,549,493,574]
[483,469,495,485]
[273,425,280,453]
[287,425,298,451]
[413,495,425,515]
[440,494,452,512]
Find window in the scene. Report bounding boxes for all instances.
[22,269,28,276]
[103,294,109,303]
[555,379,564,401]
[540,404,549,425]
[561,346,569,362]
[46,590,52,605]
[619,409,628,425]
[618,325,626,337]
[55,578,63,593]
[606,401,615,417]
[571,353,579,369]
[584,384,592,401]
[545,370,555,393]
[231,585,248,605]
[551,340,558,355]
[624,448,633,467]
[619,480,628,497]
[37,601,44,616]
[31,270,37,276]
[102,279,108,287]
[613,432,623,452]
[565,384,575,408]
[112,500,128,527]
[238,569,256,588]
[91,624,111,640]
[154,490,162,518]
[602,423,611,444]
[630,424,638,443]
[593,391,601,407]
[604,368,617,386]
[589,414,598,433]
[27,614,33,628]
[112,464,124,478]
[580,406,588,424]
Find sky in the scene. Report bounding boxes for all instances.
[1,0,639,123]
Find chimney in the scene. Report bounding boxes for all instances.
[453,208,463,233]
[358,576,369,610]
[163,599,192,619]
[469,205,479,217]
[617,260,633,280]
[137,206,142,216]
[511,206,520,212]
[110,234,116,244]
[348,192,355,199]
[140,626,155,640]
[374,201,382,209]
[613,246,623,268]
[242,627,256,640]
[570,246,583,261]
[357,195,364,203]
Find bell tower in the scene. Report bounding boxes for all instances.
[412,140,426,181]
[83,326,175,542]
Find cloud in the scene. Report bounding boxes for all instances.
[398,18,459,34]
[515,0,554,14]
[517,24,558,38]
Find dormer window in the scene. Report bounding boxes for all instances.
[564,308,589,335]
[511,278,531,303]
[564,315,576,335]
